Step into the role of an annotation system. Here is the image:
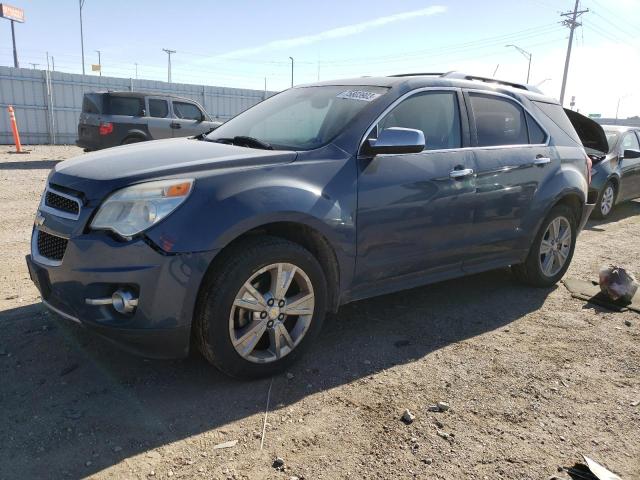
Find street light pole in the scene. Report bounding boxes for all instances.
[163,49,176,83]
[505,44,532,83]
[10,20,18,68]
[79,0,86,75]
[95,50,101,76]
[289,56,294,88]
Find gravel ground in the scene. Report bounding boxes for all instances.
[0,145,638,480]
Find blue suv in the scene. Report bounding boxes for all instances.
[27,73,606,378]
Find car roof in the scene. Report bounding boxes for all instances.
[297,71,559,104]
[86,91,197,102]
[601,124,639,132]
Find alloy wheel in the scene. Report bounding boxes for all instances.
[600,185,614,216]
[229,262,315,363]
[539,216,572,277]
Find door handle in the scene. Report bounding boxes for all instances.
[534,156,551,166]
[449,168,474,179]
[170,122,182,129]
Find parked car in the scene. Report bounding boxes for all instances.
[588,124,640,219]
[76,91,221,151]
[28,72,604,378]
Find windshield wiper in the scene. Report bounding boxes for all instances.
[210,136,273,150]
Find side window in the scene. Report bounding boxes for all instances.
[148,99,169,118]
[173,102,203,121]
[377,91,462,150]
[106,96,144,116]
[621,132,640,152]
[470,94,528,147]
[526,113,547,144]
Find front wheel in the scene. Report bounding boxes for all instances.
[195,236,327,378]
[511,204,577,287]
[592,181,616,219]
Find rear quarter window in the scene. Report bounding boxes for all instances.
[532,101,581,145]
[82,95,102,114]
[106,96,144,116]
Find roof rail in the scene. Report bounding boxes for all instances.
[441,72,542,93]
[389,71,542,94]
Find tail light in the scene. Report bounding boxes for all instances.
[99,122,113,136]
[586,154,593,185]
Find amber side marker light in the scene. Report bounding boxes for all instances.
[165,182,192,197]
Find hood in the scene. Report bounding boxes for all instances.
[564,109,609,154]
[50,138,297,199]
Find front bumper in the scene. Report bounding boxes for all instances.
[27,230,217,359]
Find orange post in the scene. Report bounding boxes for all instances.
[8,105,23,153]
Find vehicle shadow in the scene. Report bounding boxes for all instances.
[584,199,640,230]
[0,268,553,478]
[0,159,61,170]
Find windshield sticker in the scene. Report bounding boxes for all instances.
[336,90,382,102]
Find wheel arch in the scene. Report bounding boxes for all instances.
[121,130,148,144]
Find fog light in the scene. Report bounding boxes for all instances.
[111,289,138,314]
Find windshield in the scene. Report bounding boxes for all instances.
[206,85,389,150]
[604,130,619,152]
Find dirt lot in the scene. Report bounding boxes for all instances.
[0,145,638,480]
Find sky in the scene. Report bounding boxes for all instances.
[1,0,639,117]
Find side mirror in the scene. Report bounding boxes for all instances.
[363,127,425,156]
[138,109,146,117]
[623,149,640,159]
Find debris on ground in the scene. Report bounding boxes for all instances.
[213,440,238,450]
[599,265,638,302]
[428,401,450,412]
[272,457,285,470]
[401,409,415,424]
[563,277,640,313]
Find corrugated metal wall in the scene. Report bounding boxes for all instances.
[0,66,272,145]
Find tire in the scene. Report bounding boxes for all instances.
[122,136,144,145]
[511,204,577,288]
[195,236,327,379]
[592,181,616,219]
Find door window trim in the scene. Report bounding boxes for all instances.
[463,89,550,149]
[358,87,471,157]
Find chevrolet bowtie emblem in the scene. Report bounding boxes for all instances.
[34,212,45,227]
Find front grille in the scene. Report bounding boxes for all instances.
[37,230,68,262]
[45,191,80,216]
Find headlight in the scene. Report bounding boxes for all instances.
[91,179,193,238]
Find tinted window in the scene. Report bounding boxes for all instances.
[106,96,143,116]
[173,102,203,120]
[377,91,461,150]
[149,99,169,118]
[82,94,102,114]
[526,113,546,144]
[621,132,640,151]
[470,94,527,147]
[532,101,582,145]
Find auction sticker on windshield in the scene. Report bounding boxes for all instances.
[336,90,383,102]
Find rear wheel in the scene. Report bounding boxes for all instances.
[592,181,616,219]
[511,204,577,287]
[122,136,144,145]
[195,236,327,378]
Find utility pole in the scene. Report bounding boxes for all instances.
[163,48,176,83]
[79,0,86,75]
[29,63,39,69]
[559,0,588,105]
[505,44,532,83]
[51,56,55,71]
[289,56,294,88]
[95,50,101,76]
[134,62,138,79]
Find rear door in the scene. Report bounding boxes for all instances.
[462,91,553,270]
[145,97,173,139]
[170,100,207,137]
[618,131,640,200]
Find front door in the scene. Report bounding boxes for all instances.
[618,131,640,201]
[171,101,207,137]
[355,89,476,288]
